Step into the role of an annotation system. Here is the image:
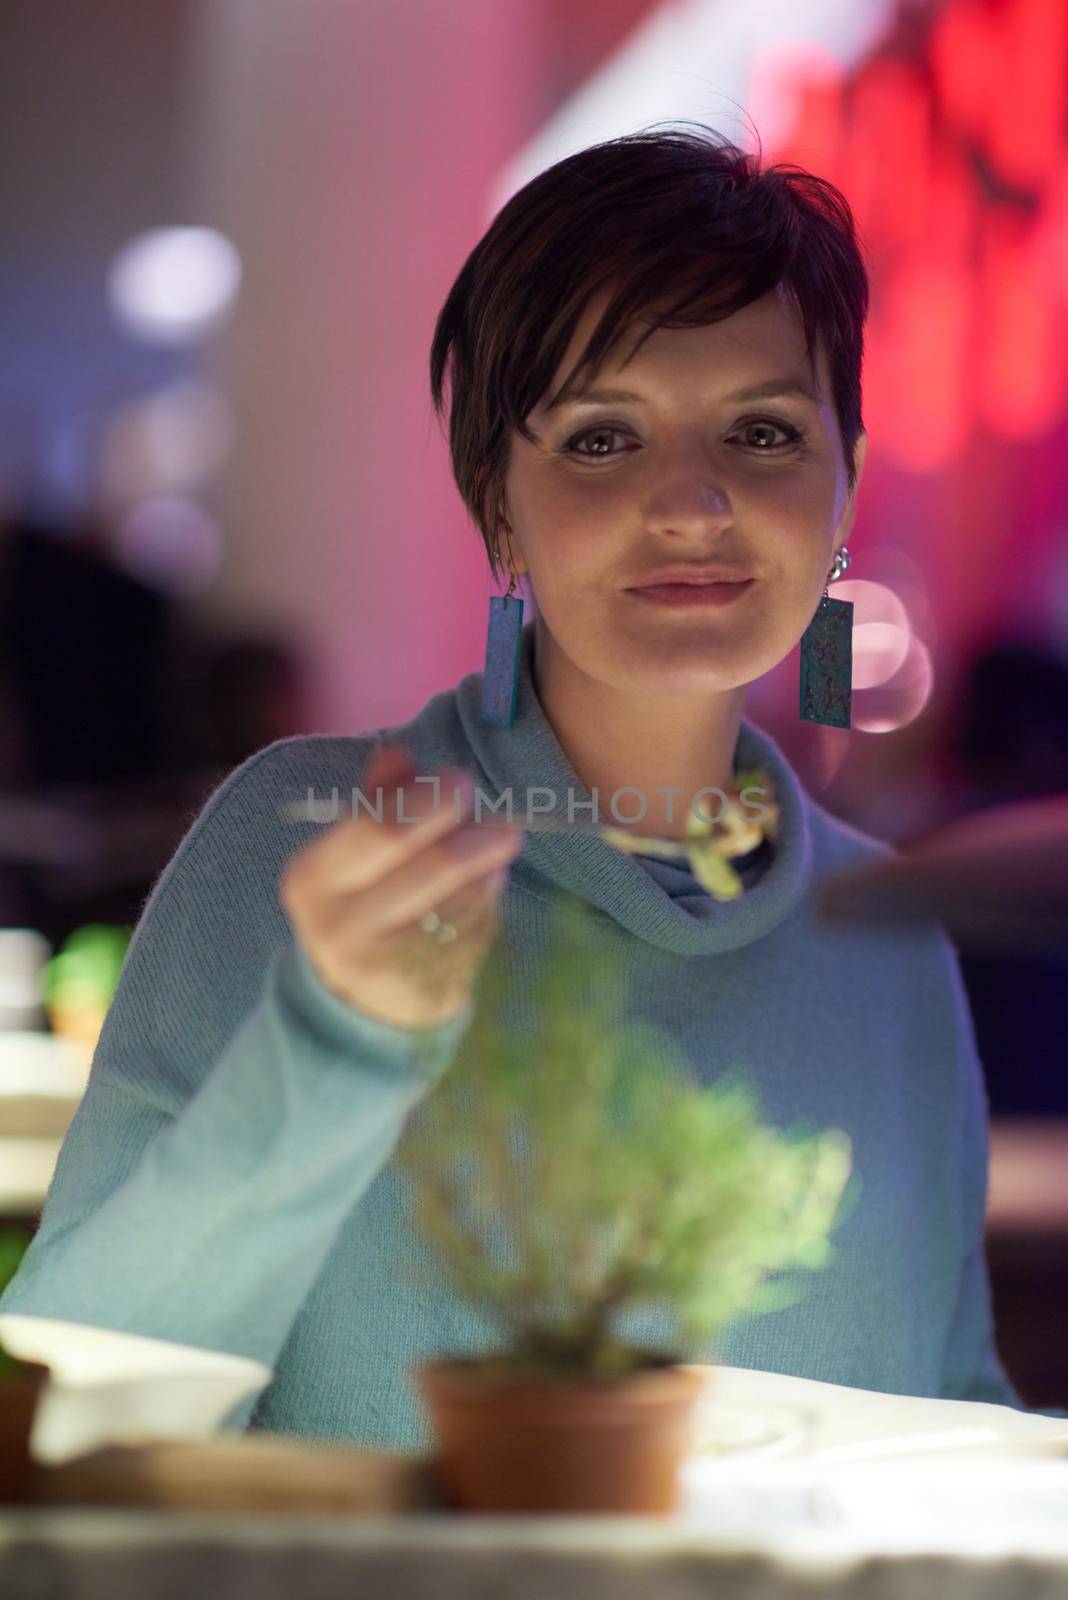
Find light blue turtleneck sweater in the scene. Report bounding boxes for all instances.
[3,620,1059,1443]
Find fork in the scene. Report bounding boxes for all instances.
[277,798,693,860]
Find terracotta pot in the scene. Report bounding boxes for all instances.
[418,1358,706,1514]
[0,1360,50,1505]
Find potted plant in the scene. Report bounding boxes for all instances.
[0,1227,51,1505]
[396,892,857,1514]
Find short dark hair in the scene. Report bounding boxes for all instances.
[429,122,870,582]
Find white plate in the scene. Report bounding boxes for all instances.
[690,1397,815,1463]
[0,1315,272,1465]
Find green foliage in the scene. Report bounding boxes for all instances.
[397,891,856,1379]
[0,1228,32,1378]
[41,924,131,1013]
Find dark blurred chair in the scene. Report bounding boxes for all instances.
[0,516,310,945]
[949,638,1068,1118]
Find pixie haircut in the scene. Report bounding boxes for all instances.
[429,122,869,583]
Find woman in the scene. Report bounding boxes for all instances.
[0,126,1033,1446]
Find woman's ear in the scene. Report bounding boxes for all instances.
[497,508,528,581]
[851,429,869,487]
[838,431,868,541]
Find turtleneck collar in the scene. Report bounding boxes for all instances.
[447,619,814,955]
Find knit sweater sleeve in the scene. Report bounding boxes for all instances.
[0,740,474,1407]
[933,933,1068,1419]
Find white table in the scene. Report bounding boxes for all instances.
[5,1487,1068,1600]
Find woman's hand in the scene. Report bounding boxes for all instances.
[280,742,521,1031]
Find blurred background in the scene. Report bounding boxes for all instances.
[0,0,1065,1405]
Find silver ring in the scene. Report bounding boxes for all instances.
[419,909,459,943]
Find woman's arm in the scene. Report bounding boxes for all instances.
[941,1235,1027,1408]
[942,1236,1068,1418]
[0,739,473,1392]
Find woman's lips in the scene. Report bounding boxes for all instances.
[626,580,755,607]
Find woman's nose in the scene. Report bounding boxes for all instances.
[643,468,733,535]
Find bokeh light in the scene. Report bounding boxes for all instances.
[97,379,233,510]
[853,634,935,733]
[107,227,242,345]
[114,495,223,596]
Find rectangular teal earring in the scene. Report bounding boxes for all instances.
[482,533,524,731]
[799,546,853,729]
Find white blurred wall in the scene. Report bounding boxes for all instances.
[188,0,543,734]
[0,0,196,518]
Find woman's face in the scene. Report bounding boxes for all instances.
[500,284,867,700]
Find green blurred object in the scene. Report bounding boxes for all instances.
[0,1228,32,1377]
[40,924,132,1015]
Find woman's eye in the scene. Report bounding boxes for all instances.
[562,418,804,460]
[562,426,632,458]
[733,419,803,451]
